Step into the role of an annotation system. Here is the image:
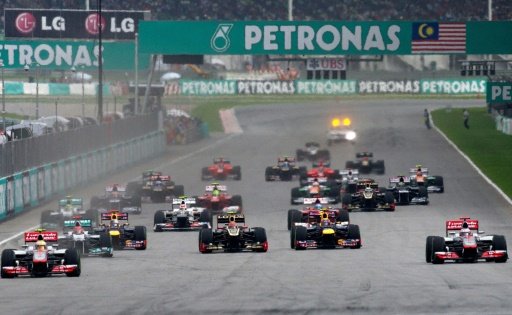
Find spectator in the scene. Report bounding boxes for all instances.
[463,109,470,129]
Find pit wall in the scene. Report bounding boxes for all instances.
[0,130,165,221]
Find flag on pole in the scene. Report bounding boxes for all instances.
[411,22,466,53]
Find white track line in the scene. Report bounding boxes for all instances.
[431,114,512,206]
[0,225,40,246]
[219,108,243,134]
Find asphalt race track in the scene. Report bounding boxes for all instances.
[1,98,511,315]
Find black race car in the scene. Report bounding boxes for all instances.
[265,156,305,181]
[341,179,395,211]
[296,142,330,162]
[387,176,429,205]
[90,184,142,213]
[345,152,385,175]
[198,213,268,253]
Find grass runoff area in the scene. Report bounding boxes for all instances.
[432,107,512,199]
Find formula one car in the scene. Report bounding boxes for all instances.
[345,152,385,174]
[198,212,268,253]
[341,179,395,211]
[326,117,357,146]
[290,204,361,250]
[201,157,241,181]
[1,230,81,278]
[265,156,306,181]
[288,197,349,230]
[338,169,360,196]
[154,197,212,232]
[140,174,185,203]
[296,142,330,162]
[196,183,243,214]
[58,219,113,257]
[89,184,142,213]
[40,197,99,229]
[387,176,429,205]
[426,218,507,264]
[291,179,340,205]
[94,211,147,250]
[299,161,341,187]
[409,165,444,193]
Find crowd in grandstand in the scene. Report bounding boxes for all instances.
[1,0,511,26]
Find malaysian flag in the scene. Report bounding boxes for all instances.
[411,22,466,53]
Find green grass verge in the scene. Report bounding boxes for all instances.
[432,107,512,199]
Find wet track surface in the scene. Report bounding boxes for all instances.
[1,98,512,315]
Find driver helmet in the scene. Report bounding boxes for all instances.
[36,239,46,251]
[314,203,323,210]
[212,189,220,197]
[73,221,84,234]
[460,228,471,237]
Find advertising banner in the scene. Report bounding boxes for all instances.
[296,80,357,94]
[420,79,485,94]
[0,178,6,220]
[13,173,23,214]
[487,82,512,104]
[5,9,148,40]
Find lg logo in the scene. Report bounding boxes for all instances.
[15,12,36,33]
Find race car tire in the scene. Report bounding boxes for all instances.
[290,188,301,204]
[231,195,243,208]
[341,194,352,212]
[233,166,242,180]
[319,150,330,162]
[336,209,350,223]
[90,196,101,209]
[199,210,212,225]
[287,209,301,230]
[265,167,274,181]
[40,210,55,227]
[425,236,435,263]
[294,226,308,250]
[201,167,209,181]
[99,232,113,249]
[433,176,444,193]
[1,249,16,278]
[64,248,81,277]
[199,228,213,253]
[290,226,297,249]
[253,227,268,252]
[375,160,385,175]
[296,149,304,161]
[126,181,142,199]
[174,185,185,197]
[431,236,445,264]
[347,224,361,249]
[345,161,355,169]
[84,208,99,226]
[384,192,395,211]
[134,226,147,250]
[492,235,508,263]
[418,187,428,199]
[154,210,166,226]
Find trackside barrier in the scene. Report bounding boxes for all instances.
[0,131,164,222]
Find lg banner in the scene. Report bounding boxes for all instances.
[4,9,148,40]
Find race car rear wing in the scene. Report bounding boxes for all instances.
[446,218,479,235]
[409,167,429,175]
[312,161,331,167]
[58,198,83,207]
[278,157,296,162]
[303,197,330,205]
[101,212,128,221]
[205,185,227,192]
[389,177,411,183]
[213,158,230,164]
[217,214,245,226]
[24,231,58,242]
[356,152,373,158]
[106,185,126,193]
[172,198,196,205]
[339,169,359,176]
[63,219,92,228]
[149,175,170,181]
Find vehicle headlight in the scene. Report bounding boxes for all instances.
[345,131,356,141]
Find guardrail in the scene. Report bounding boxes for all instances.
[0,130,165,221]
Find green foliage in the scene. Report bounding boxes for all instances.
[432,107,512,198]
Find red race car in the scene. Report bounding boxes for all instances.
[202,157,241,181]
[426,218,508,264]
[196,183,243,214]
[299,161,341,186]
[1,230,81,278]
[287,197,349,230]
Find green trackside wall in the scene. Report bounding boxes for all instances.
[0,131,165,222]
